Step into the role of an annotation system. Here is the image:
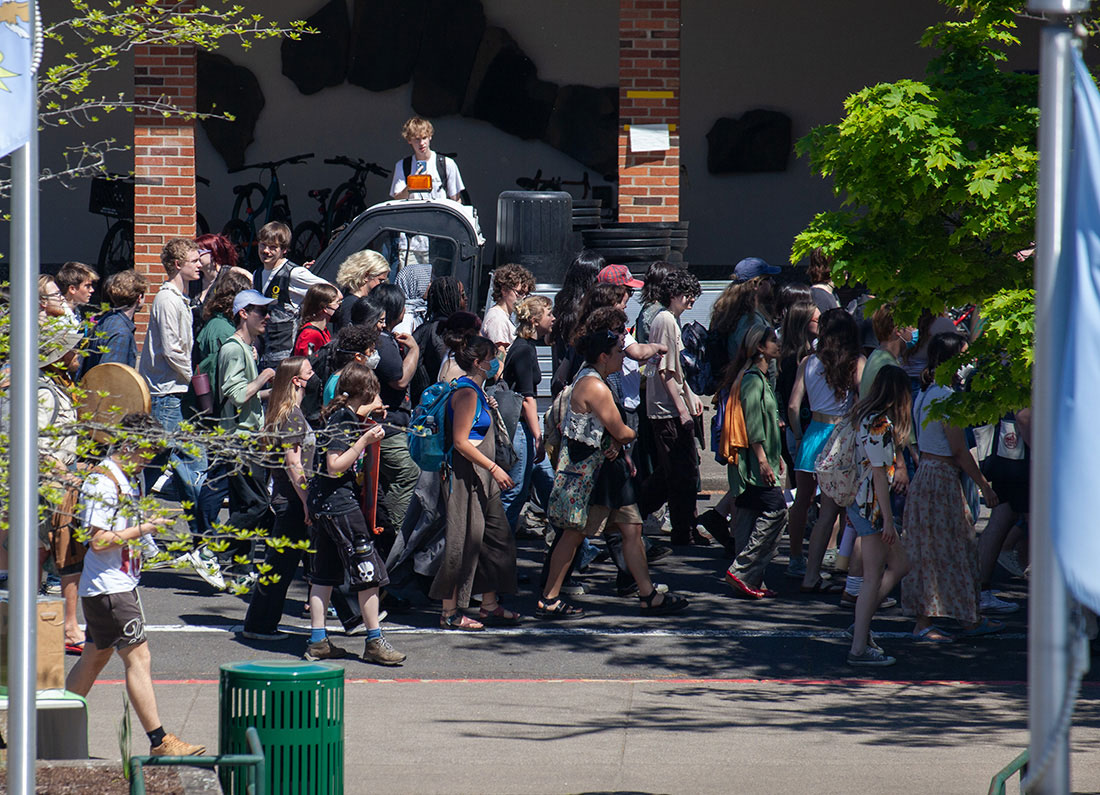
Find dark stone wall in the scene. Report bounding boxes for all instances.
[705,109,792,174]
[196,51,266,171]
[280,0,351,96]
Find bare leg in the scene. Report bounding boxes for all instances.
[850,533,887,655]
[61,573,84,645]
[787,471,816,562]
[64,642,114,696]
[618,523,653,596]
[802,496,842,587]
[441,587,484,628]
[978,503,1019,587]
[358,587,380,630]
[309,585,333,630]
[542,530,585,601]
[848,537,864,578]
[117,641,161,733]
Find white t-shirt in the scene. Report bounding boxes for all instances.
[389,151,465,201]
[620,331,641,411]
[645,309,695,419]
[913,384,954,456]
[79,458,143,596]
[482,305,516,347]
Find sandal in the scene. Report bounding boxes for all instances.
[912,625,953,643]
[639,589,689,616]
[800,578,845,595]
[65,640,85,655]
[956,617,1005,638]
[440,611,485,631]
[535,598,586,621]
[479,603,521,625]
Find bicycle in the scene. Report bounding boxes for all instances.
[92,174,210,277]
[515,169,591,199]
[221,152,313,267]
[292,156,390,263]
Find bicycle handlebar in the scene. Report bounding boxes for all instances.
[227,152,315,174]
[323,155,391,178]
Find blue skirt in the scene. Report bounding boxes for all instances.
[793,419,836,473]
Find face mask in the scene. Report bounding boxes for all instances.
[365,351,381,369]
[907,330,919,350]
[484,358,501,379]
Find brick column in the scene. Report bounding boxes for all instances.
[133,3,197,338]
[617,0,680,222]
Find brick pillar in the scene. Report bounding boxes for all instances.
[617,0,680,222]
[133,3,197,339]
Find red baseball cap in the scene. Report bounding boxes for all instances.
[597,264,644,289]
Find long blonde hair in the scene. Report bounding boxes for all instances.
[264,356,308,442]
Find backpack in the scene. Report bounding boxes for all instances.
[408,379,459,472]
[541,383,573,470]
[814,417,861,507]
[301,338,340,428]
[703,325,731,395]
[403,154,452,199]
[680,320,710,396]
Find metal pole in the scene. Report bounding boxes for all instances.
[7,2,40,791]
[1028,1,1086,792]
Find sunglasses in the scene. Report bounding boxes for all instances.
[248,306,270,317]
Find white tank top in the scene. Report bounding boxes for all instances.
[804,355,853,416]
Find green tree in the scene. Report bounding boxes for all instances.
[792,0,1043,423]
[0,0,312,197]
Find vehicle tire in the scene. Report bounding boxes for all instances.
[222,219,254,268]
[292,221,324,264]
[98,220,134,277]
[230,182,266,222]
[326,183,366,235]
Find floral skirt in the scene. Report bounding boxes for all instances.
[900,458,980,623]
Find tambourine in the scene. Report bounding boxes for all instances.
[77,363,152,442]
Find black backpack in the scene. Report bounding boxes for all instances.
[301,338,340,428]
[681,320,717,396]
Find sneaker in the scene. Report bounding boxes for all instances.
[846,646,897,667]
[361,635,406,666]
[559,578,588,596]
[842,623,882,652]
[822,549,839,570]
[785,556,807,579]
[696,509,732,548]
[997,550,1027,579]
[241,630,288,641]
[980,590,1020,615]
[304,637,348,661]
[150,733,205,756]
[840,592,897,610]
[188,549,225,590]
[42,575,62,595]
[645,540,672,564]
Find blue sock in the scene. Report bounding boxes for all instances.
[366,627,382,641]
[310,628,327,643]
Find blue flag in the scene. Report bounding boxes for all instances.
[0,2,33,158]
[1051,50,1100,614]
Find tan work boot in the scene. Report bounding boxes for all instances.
[361,634,406,666]
[151,733,206,756]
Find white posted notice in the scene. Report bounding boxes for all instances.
[629,123,670,153]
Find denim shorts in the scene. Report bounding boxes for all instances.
[848,510,881,538]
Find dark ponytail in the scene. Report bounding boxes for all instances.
[455,335,495,372]
[320,363,379,424]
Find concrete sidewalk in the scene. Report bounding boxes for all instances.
[79,676,1100,794]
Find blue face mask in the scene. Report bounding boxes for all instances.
[907,330,919,350]
[484,358,501,379]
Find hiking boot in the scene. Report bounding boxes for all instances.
[151,733,205,756]
[362,635,406,666]
[304,637,348,661]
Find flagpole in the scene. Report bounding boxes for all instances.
[1028,1,1086,793]
[7,1,40,792]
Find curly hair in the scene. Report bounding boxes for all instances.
[402,116,434,141]
[202,268,253,322]
[161,238,198,275]
[336,250,390,293]
[515,295,552,340]
[491,263,535,304]
[815,308,862,400]
[573,307,627,364]
[333,323,381,372]
[104,270,147,308]
[657,269,701,308]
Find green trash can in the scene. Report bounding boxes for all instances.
[220,660,344,795]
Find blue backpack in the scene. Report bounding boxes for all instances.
[408,379,458,472]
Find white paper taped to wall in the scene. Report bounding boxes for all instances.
[629,124,670,153]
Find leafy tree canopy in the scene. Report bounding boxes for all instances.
[792,0,1053,424]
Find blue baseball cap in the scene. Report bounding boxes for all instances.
[733,257,781,283]
[232,289,276,316]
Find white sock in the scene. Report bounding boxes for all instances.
[845,575,863,596]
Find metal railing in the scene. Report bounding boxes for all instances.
[129,725,266,795]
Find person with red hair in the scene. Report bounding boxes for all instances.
[193,233,239,305]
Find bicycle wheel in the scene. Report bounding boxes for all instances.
[98,220,134,277]
[292,221,324,264]
[222,219,255,269]
[230,182,266,222]
[326,183,366,235]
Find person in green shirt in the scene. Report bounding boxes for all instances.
[859,303,914,399]
[217,289,277,432]
[724,325,787,599]
[195,269,254,382]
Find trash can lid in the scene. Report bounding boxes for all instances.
[220,660,345,682]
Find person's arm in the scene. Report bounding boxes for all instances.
[220,343,275,407]
[624,341,666,362]
[391,332,420,389]
[1016,407,1032,446]
[870,465,898,544]
[154,294,193,381]
[944,423,999,507]
[787,358,808,437]
[390,160,409,199]
[577,379,636,445]
[284,443,311,519]
[853,354,867,391]
[326,423,385,476]
[451,388,514,489]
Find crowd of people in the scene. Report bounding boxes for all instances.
[10,120,1031,758]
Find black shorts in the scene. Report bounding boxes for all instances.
[992,478,1030,514]
[307,511,389,592]
[82,590,147,650]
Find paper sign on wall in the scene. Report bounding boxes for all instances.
[629,124,670,153]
